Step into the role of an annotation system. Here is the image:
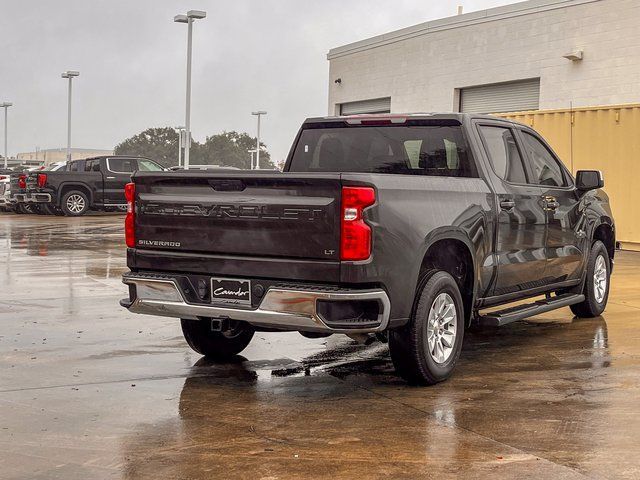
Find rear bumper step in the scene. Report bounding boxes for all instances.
[121,272,391,334]
[478,293,585,327]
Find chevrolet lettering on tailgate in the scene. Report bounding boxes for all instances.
[141,203,326,221]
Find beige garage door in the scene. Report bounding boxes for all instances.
[460,79,540,114]
[340,97,391,115]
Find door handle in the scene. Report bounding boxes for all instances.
[543,196,560,210]
[500,200,516,211]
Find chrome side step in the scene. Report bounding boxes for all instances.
[477,293,585,327]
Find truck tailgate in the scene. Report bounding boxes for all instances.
[133,172,342,261]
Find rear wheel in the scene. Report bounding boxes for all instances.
[570,240,610,318]
[34,205,49,215]
[61,190,89,216]
[15,203,35,214]
[181,319,254,360]
[389,271,465,385]
[13,204,27,214]
[41,204,60,215]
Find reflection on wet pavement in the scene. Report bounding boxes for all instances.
[1,214,639,479]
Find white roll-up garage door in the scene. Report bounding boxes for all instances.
[460,79,540,114]
[340,97,391,115]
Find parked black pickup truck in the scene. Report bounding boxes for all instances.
[25,156,164,216]
[120,114,615,385]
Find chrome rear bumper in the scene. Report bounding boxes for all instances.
[14,193,52,203]
[121,273,391,334]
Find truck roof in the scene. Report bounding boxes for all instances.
[303,112,526,127]
[84,155,153,161]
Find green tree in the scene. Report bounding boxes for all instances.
[114,127,180,168]
[114,128,275,170]
[198,131,275,169]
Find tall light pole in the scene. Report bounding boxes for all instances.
[61,70,79,161]
[1,102,12,169]
[248,148,258,170]
[175,126,185,167]
[174,10,206,170]
[251,111,267,169]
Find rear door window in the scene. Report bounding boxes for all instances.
[478,125,528,184]
[108,158,136,173]
[289,124,478,177]
[137,159,164,172]
[69,160,84,172]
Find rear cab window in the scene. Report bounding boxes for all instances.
[288,120,478,177]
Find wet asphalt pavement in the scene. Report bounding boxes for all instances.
[1,212,639,479]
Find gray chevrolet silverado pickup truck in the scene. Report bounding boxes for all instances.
[120,113,615,385]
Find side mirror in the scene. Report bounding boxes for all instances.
[576,170,604,191]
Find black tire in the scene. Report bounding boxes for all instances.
[181,319,254,360]
[61,190,89,216]
[13,204,27,214]
[16,203,35,214]
[389,271,465,385]
[570,240,611,318]
[34,205,48,215]
[41,204,60,215]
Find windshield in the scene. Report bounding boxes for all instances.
[288,123,477,177]
[43,163,66,171]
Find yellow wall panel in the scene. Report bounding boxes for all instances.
[496,104,640,247]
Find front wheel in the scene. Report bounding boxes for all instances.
[389,271,465,385]
[61,190,89,216]
[181,319,254,360]
[570,240,611,318]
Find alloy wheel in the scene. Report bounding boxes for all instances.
[66,194,85,214]
[426,292,457,364]
[593,254,607,303]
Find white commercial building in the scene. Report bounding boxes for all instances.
[327,0,640,116]
[17,148,114,166]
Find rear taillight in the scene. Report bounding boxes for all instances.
[125,182,135,248]
[37,173,47,188]
[0,175,6,181]
[18,175,26,189]
[340,186,375,261]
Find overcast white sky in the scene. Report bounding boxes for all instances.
[1,0,519,162]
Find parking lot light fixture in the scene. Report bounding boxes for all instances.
[1,102,12,169]
[251,111,267,169]
[174,10,207,170]
[61,70,80,161]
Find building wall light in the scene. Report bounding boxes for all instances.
[563,50,584,62]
